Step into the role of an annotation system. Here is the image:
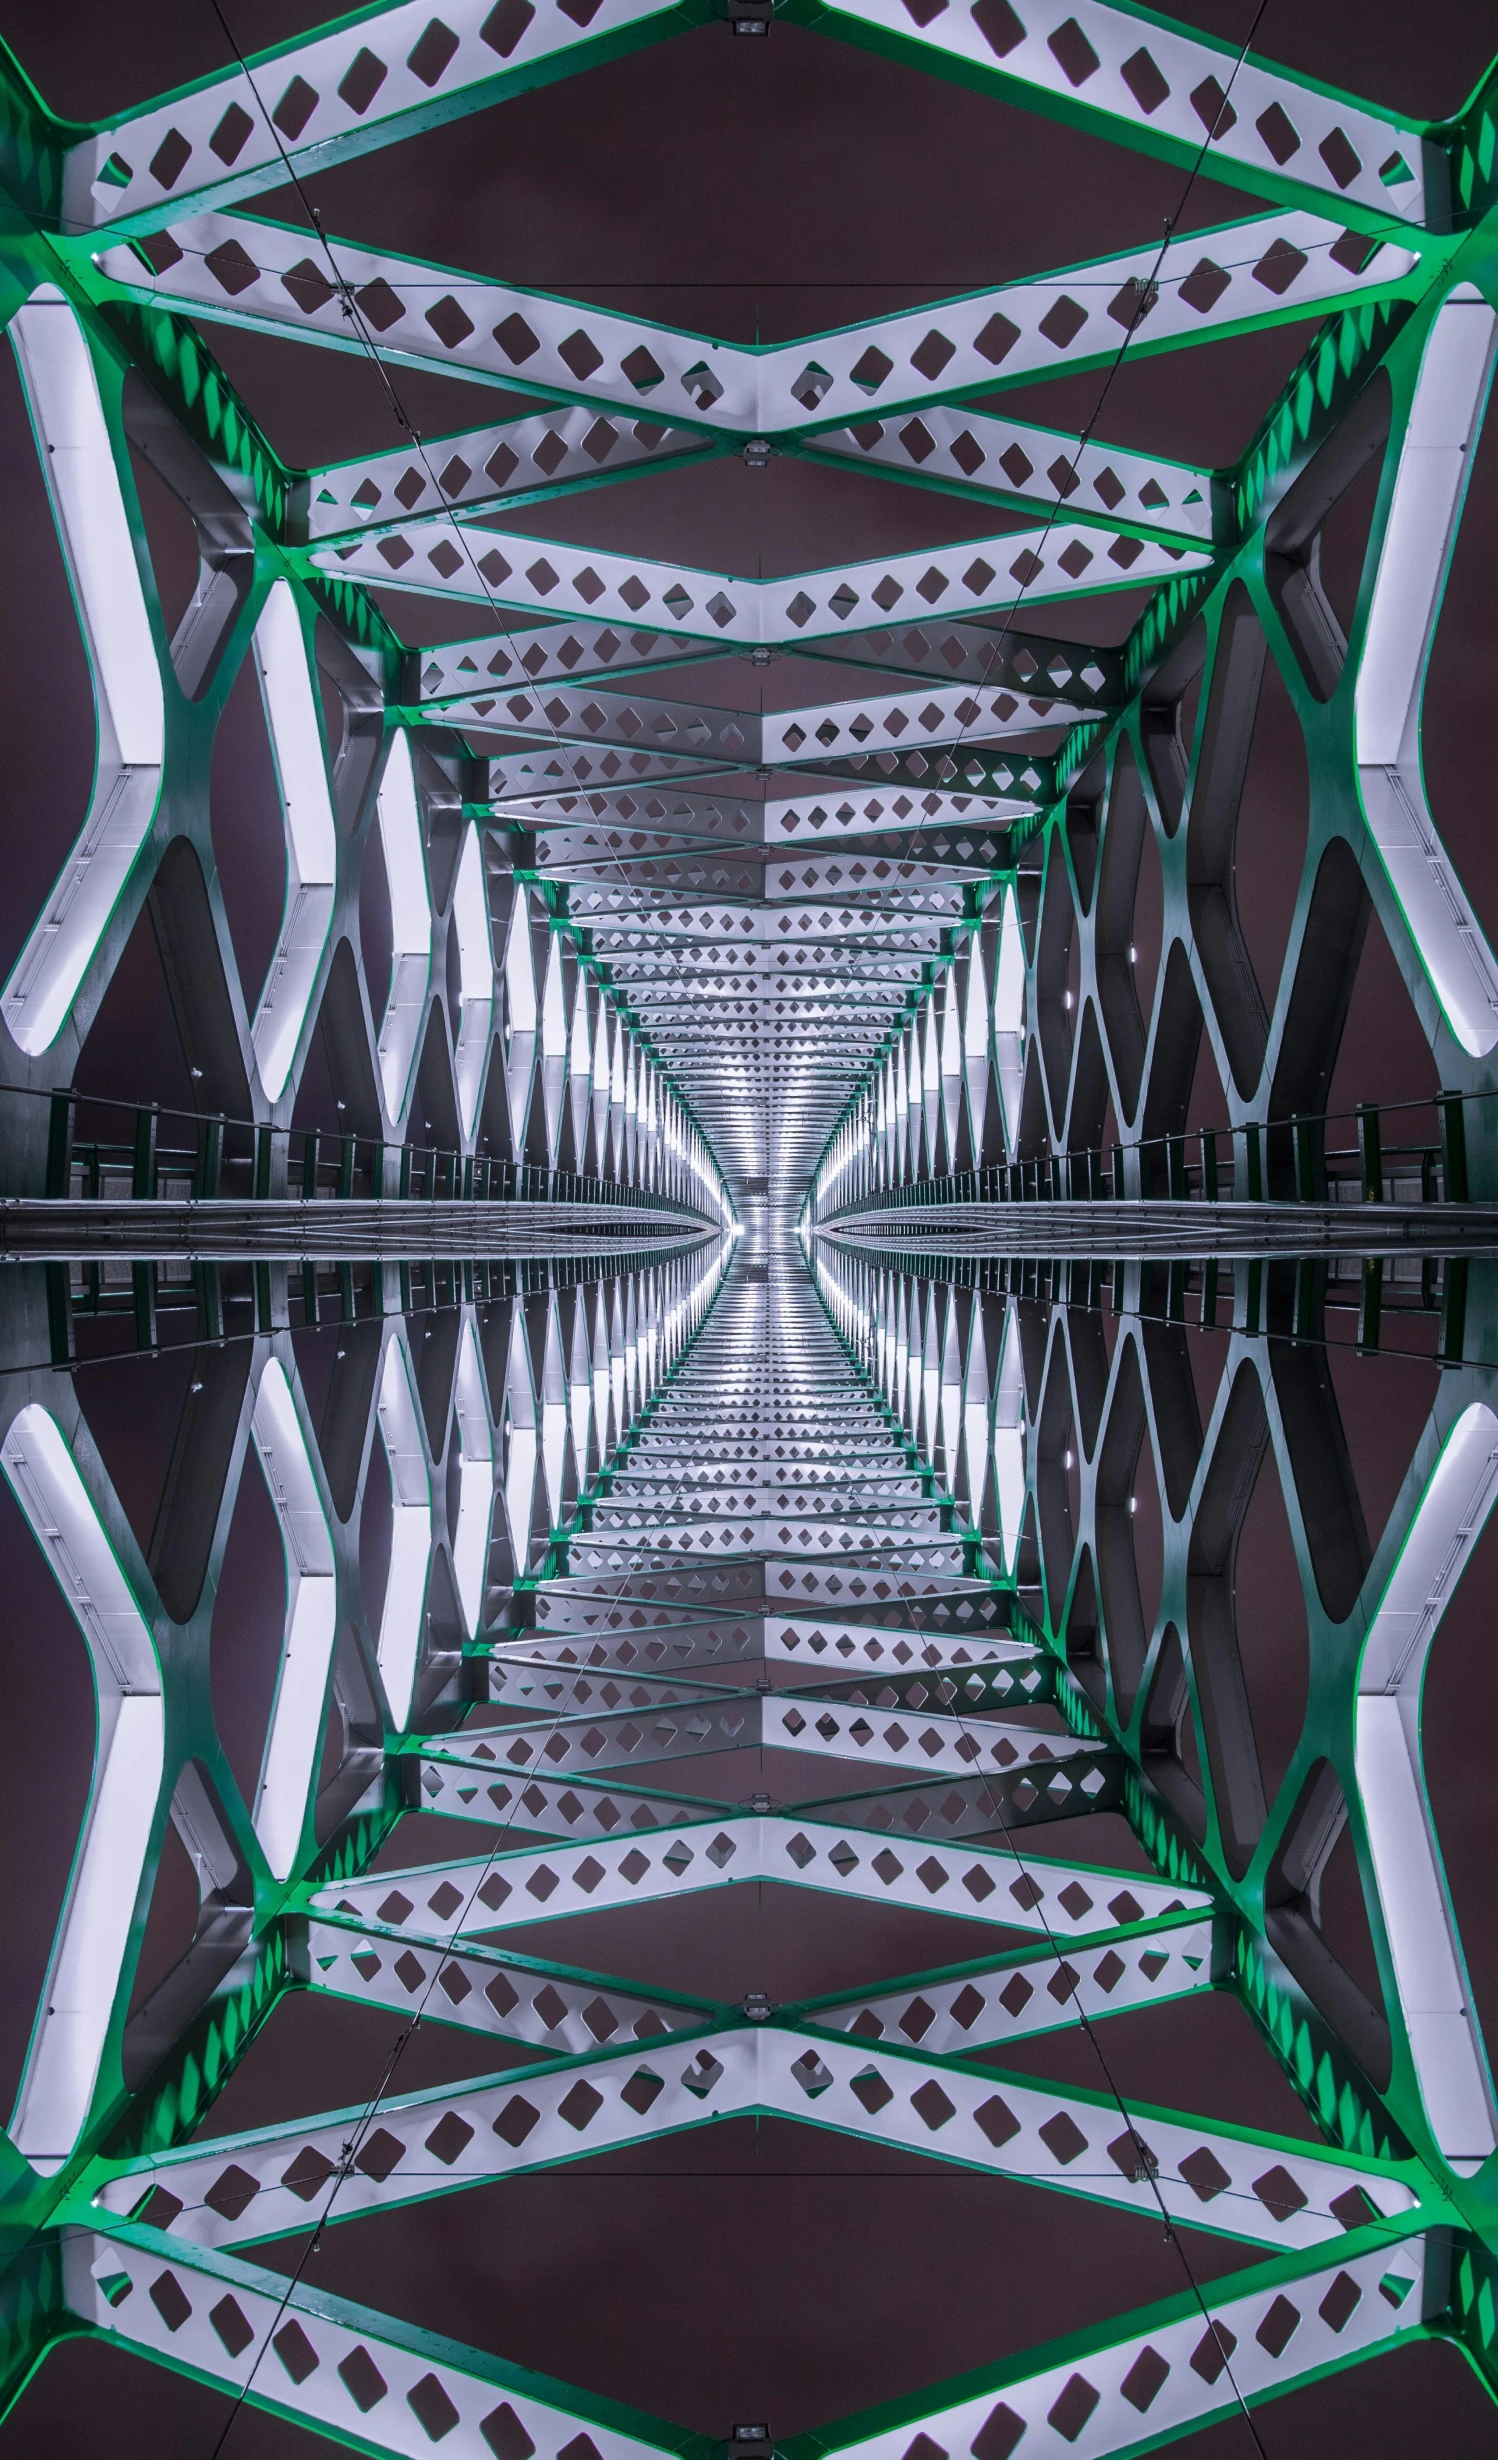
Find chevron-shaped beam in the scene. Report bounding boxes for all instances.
[309,400,1212,547]
[306,513,1201,644]
[59,2219,1439,2460]
[426,677,1091,772]
[85,2025,1422,2256]
[65,0,1435,247]
[492,785,1032,840]
[422,622,1123,702]
[97,207,1415,443]
[301,1817,1208,1943]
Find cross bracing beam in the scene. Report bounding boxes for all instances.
[485,741,734,798]
[304,407,714,540]
[61,0,1439,246]
[491,770,1034,832]
[491,748,1045,805]
[493,784,1031,839]
[422,621,1121,702]
[99,209,1416,448]
[802,620,1127,698]
[579,928,946,957]
[463,1656,737,1709]
[428,1660,1063,1754]
[532,855,1007,895]
[577,1015,901,1036]
[307,1818,1207,1947]
[313,402,1212,550]
[577,895,959,932]
[63,2221,700,2460]
[798,2230,1440,2460]
[760,678,1095,764]
[570,859,1007,898]
[407,1762,721,1837]
[301,506,1202,644]
[573,917,950,949]
[479,1654,1056,1712]
[803,407,1215,546]
[802,0,1437,236]
[761,858,998,896]
[308,1905,1206,2055]
[478,1612,1034,1674]
[587,965,934,989]
[423,621,720,697]
[59,2217,1440,2460]
[564,1535,976,1579]
[85,2023,1423,2258]
[300,1916,717,2053]
[427,678,1089,771]
[59,0,703,243]
[405,1672,1087,1790]
[799,1907,1220,2053]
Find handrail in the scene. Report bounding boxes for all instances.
[27,1086,702,1219]
[820,1086,1479,1217]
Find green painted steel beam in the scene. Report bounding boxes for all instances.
[91,205,1426,444]
[57,0,710,245]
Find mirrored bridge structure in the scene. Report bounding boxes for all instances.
[2,6,1498,2455]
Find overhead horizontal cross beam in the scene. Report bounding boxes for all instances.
[307,400,1213,549]
[97,207,1415,445]
[64,0,1436,248]
[420,620,1124,700]
[307,510,1199,646]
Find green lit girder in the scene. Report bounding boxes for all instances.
[299,511,1201,647]
[303,401,1213,548]
[495,784,1033,847]
[82,2025,1425,2260]
[59,2217,1440,2459]
[413,621,1125,700]
[418,676,1087,784]
[94,206,1420,447]
[62,0,1436,244]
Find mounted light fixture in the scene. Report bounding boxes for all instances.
[727,2428,775,2460]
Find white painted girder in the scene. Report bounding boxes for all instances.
[100,209,1414,451]
[66,0,1431,245]
[304,502,1203,644]
[87,2020,1418,2257]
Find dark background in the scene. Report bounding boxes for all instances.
[2,0,1498,2451]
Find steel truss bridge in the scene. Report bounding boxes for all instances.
[1,3,1498,2455]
